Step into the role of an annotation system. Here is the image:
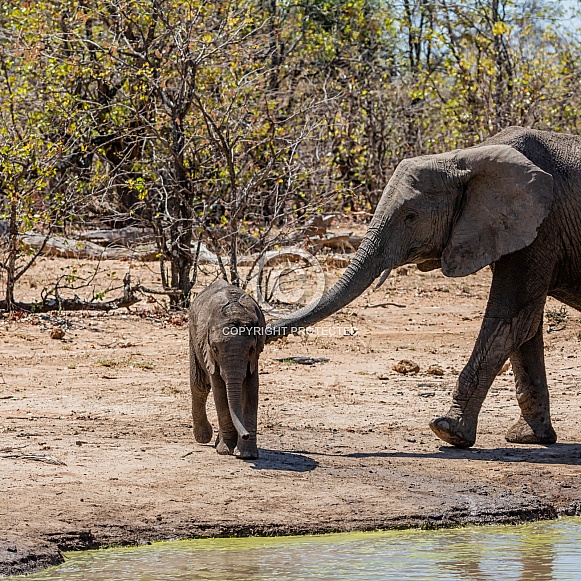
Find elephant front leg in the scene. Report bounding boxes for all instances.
[190,356,213,443]
[505,325,556,444]
[430,258,550,448]
[429,329,503,448]
[211,377,238,455]
[235,372,259,460]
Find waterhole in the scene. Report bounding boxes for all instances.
[15,517,581,580]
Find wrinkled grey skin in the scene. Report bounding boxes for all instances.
[268,127,581,448]
[190,279,265,459]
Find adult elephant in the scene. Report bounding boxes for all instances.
[267,127,581,448]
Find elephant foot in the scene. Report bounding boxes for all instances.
[193,420,213,444]
[215,434,237,455]
[234,441,259,460]
[505,416,557,445]
[429,414,476,448]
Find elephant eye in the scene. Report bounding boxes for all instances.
[405,211,417,224]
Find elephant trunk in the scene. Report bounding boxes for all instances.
[221,365,250,440]
[267,231,387,339]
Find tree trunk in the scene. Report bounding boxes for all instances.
[5,201,18,309]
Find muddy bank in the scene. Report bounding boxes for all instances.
[2,260,581,576]
[3,491,581,577]
[0,538,63,577]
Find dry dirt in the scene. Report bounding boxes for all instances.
[2,252,581,576]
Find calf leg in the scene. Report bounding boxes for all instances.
[211,376,238,455]
[235,371,259,460]
[190,356,213,443]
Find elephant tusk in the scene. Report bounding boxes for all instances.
[374,269,391,290]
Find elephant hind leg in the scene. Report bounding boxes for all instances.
[505,325,557,445]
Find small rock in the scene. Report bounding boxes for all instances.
[427,364,444,376]
[418,392,435,397]
[50,327,65,340]
[392,359,420,374]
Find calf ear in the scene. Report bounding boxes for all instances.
[250,320,265,376]
[202,330,216,376]
[239,293,266,354]
[249,352,258,375]
[256,307,266,355]
[442,145,553,278]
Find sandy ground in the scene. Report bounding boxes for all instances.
[1,252,581,576]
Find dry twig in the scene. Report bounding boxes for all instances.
[0,452,66,466]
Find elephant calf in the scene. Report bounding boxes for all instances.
[189,279,265,459]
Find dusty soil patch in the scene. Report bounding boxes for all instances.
[2,255,581,576]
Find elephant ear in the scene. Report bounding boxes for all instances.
[442,145,553,278]
[238,293,266,355]
[201,329,216,376]
[254,303,266,356]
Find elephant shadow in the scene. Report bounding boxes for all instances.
[248,449,318,472]
[346,442,581,465]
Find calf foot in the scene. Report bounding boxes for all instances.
[234,440,259,460]
[505,416,557,445]
[193,421,213,444]
[429,409,476,448]
[215,434,237,455]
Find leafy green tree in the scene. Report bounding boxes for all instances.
[0,2,87,308]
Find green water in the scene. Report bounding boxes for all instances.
[15,518,581,581]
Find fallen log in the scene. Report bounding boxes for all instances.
[19,234,162,261]
[0,274,141,312]
[310,234,364,252]
[0,294,141,313]
[78,226,155,247]
[20,234,222,264]
[20,232,362,268]
[20,234,156,260]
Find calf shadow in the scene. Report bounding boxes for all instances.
[249,449,318,472]
[345,442,581,465]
